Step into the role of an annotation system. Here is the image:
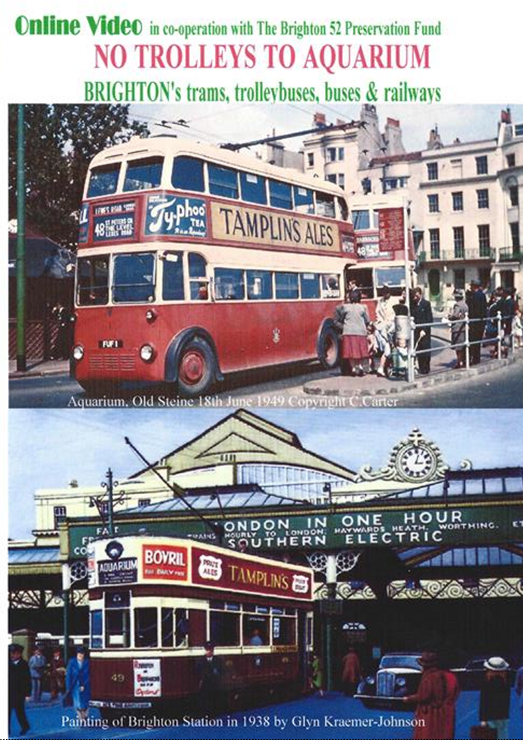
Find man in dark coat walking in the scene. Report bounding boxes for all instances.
[9,643,31,736]
[412,288,433,375]
[466,279,487,365]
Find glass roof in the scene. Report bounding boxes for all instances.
[9,547,60,564]
[397,545,523,567]
[387,470,522,500]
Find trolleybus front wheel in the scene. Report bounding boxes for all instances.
[177,338,216,397]
[318,326,340,370]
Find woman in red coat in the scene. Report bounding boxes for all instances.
[403,652,452,739]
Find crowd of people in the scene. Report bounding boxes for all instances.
[333,280,522,379]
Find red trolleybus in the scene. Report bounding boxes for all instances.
[87,536,314,716]
[72,137,356,396]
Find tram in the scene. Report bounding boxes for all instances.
[87,536,315,716]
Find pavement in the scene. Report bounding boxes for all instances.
[9,690,523,739]
[9,359,69,379]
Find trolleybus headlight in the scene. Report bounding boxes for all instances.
[140,344,155,362]
[72,345,84,361]
[145,308,157,323]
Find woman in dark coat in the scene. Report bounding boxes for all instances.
[447,289,468,368]
[479,656,511,739]
[66,647,91,720]
[334,289,370,376]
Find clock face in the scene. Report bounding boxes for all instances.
[396,445,436,481]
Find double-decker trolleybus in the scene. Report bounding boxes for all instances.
[72,137,356,396]
[87,536,314,717]
[346,195,416,318]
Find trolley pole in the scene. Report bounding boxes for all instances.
[16,104,27,372]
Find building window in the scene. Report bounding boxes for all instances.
[478,225,491,257]
[307,152,314,168]
[477,189,489,209]
[338,147,345,161]
[453,227,465,259]
[384,176,408,192]
[452,192,463,211]
[327,147,337,163]
[506,153,515,167]
[515,124,523,137]
[476,156,488,175]
[428,194,439,213]
[454,269,465,290]
[509,185,519,206]
[337,173,345,189]
[510,222,520,249]
[53,506,67,529]
[429,229,440,259]
[427,162,438,181]
[326,174,337,185]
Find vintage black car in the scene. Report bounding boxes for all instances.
[356,652,422,708]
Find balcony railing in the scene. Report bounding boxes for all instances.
[497,246,522,262]
[418,248,494,263]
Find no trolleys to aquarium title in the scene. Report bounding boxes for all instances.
[71,136,357,397]
[87,535,314,717]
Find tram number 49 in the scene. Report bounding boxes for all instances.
[111,673,125,683]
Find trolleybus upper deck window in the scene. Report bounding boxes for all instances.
[294,186,314,214]
[316,192,335,218]
[171,156,205,193]
[123,157,163,192]
[87,164,120,198]
[240,172,267,205]
[351,209,372,231]
[77,256,109,305]
[269,180,293,210]
[208,164,239,199]
[113,252,155,303]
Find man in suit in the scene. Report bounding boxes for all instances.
[412,288,433,375]
[9,643,31,736]
[466,278,487,365]
[197,641,222,715]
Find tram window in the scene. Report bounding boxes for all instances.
[123,157,163,192]
[247,270,273,300]
[105,609,130,648]
[135,607,158,648]
[269,180,293,210]
[307,615,313,647]
[316,192,335,218]
[272,616,296,646]
[294,186,314,214]
[162,251,185,301]
[321,274,341,299]
[113,253,155,303]
[240,172,267,205]
[275,272,299,300]
[172,156,205,193]
[210,611,240,647]
[77,257,109,305]
[351,209,371,231]
[161,608,174,647]
[300,273,320,299]
[87,164,120,198]
[175,609,189,647]
[243,615,269,646]
[208,164,239,199]
[90,610,103,649]
[214,268,245,301]
[189,253,209,301]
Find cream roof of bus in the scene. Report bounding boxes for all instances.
[87,136,346,196]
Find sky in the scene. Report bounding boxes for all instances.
[9,407,523,540]
[130,103,523,153]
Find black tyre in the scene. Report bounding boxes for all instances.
[177,337,216,397]
[318,326,340,369]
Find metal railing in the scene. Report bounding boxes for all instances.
[406,312,517,383]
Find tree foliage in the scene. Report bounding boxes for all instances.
[9,104,149,248]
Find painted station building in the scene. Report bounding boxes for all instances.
[9,410,523,676]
